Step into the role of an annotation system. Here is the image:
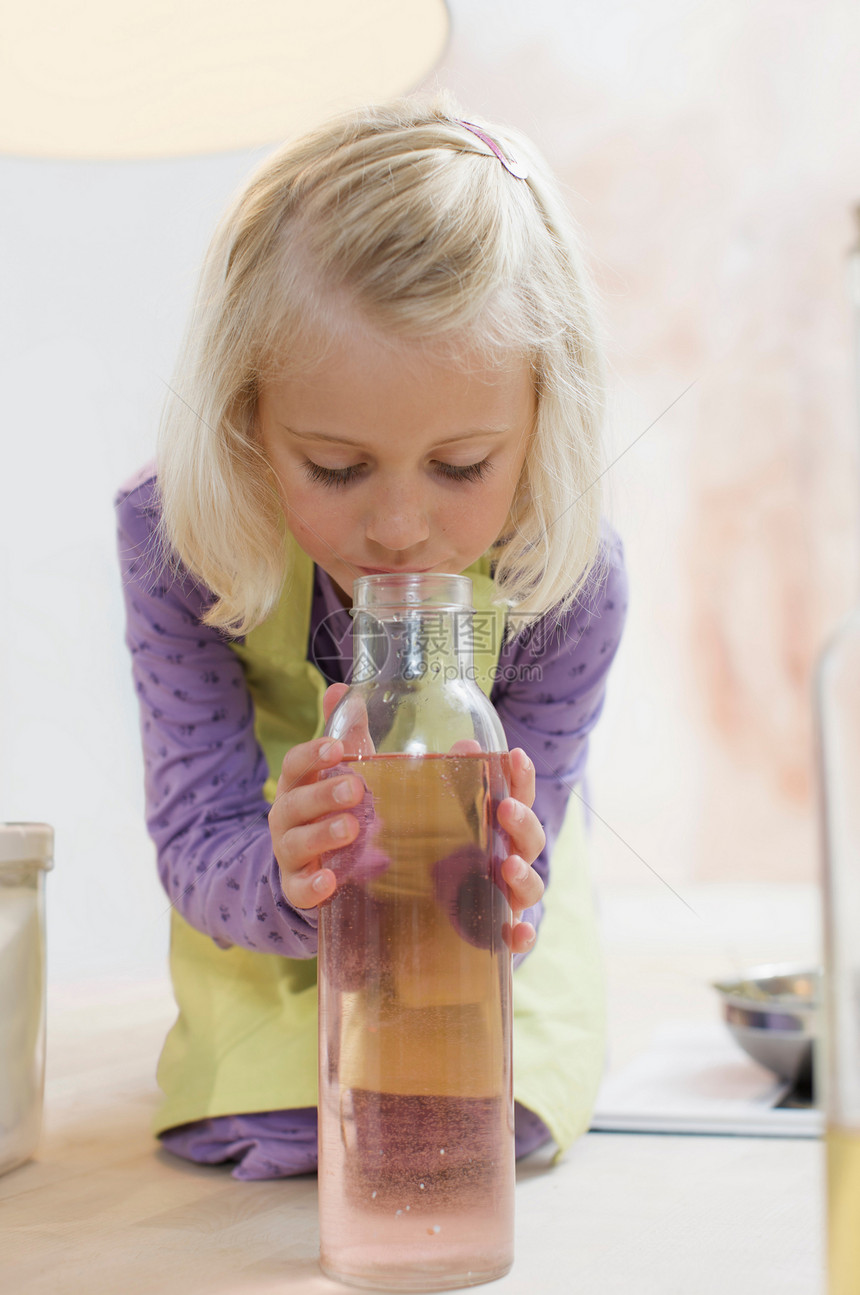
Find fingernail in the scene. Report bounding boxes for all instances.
[330,815,351,839]
[333,778,356,804]
[320,741,336,759]
[509,801,524,822]
[520,753,532,773]
[312,872,330,894]
[513,859,529,882]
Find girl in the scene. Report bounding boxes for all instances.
[116,94,627,1180]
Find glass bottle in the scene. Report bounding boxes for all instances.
[317,572,514,1291]
[816,207,860,1295]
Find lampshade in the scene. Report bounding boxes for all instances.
[0,0,450,159]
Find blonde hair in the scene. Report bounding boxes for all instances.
[157,91,609,639]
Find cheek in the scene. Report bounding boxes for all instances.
[282,482,351,549]
[442,484,512,547]
[285,488,323,529]
[272,460,316,517]
[482,475,519,526]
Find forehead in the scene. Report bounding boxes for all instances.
[259,326,535,440]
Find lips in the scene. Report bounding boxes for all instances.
[357,566,435,575]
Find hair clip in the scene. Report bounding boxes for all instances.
[455,120,529,180]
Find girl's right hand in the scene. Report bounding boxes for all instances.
[268,683,363,910]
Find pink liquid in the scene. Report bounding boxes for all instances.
[318,753,514,1291]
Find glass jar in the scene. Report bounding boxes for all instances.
[317,573,514,1291]
[0,822,54,1177]
[816,206,860,1295]
[817,612,860,1294]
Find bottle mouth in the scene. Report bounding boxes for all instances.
[352,571,474,612]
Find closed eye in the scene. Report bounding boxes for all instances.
[434,459,494,483]
[302,461,364,488]
[301,458,494,489]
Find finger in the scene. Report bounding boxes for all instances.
[275,736,344,801]
[276,810,361,886]
[323,683,350,725]
[282,861,338,910]
[344,694,375,756]
[507,747,536,810]
[502,920,537,956]
[328,692,376,758]
[496,799,546,865]
[270,766,365,835]
[448,738,483,756]
[501,854,545,912]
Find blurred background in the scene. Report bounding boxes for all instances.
[2,0,859,985]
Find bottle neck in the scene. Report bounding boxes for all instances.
[352,608,476,686]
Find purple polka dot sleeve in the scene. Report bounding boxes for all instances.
[490,524,628,962]
[115,465,319,957]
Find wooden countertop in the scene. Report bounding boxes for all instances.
[3,884,826,1294]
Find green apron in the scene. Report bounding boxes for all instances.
[154,535,605,1154]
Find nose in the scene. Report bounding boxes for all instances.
[364,481,431,553]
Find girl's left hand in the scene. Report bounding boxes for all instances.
[496,747,546,956]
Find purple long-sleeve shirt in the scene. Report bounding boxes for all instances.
[116,462,627,1172]
[116,462,627,952]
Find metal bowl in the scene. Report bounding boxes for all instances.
[712,964,820,1086]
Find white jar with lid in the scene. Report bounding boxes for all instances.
[0,823,53,1176]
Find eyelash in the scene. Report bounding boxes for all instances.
[301,458,494,489]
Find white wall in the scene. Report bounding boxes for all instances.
[1,150,272,982]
